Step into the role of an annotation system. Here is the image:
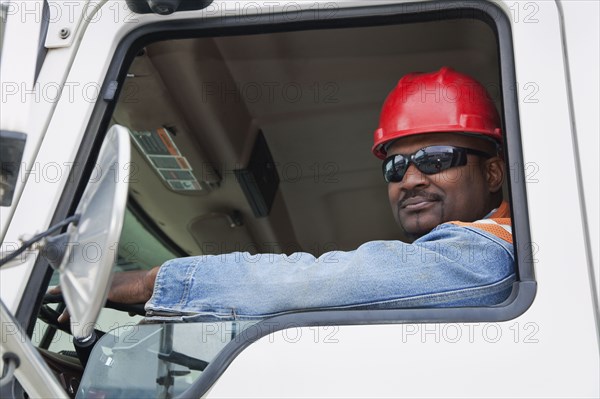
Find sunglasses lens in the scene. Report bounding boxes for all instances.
[383,155,408,182]
[414,147,457,174]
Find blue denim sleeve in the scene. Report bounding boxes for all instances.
[145,223,515,320]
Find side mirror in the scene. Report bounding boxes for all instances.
[58,125,130,340]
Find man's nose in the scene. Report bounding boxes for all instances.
[400,163,430,190]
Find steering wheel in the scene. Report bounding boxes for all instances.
[40,293,146,334]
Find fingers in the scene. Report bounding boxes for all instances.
[57,308,70,324]
[46,285,62,295]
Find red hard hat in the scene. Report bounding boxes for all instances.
[372,67,502,159]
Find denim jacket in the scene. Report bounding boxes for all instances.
[146,204,515,321]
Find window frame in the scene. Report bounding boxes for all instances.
[17,1,535,395]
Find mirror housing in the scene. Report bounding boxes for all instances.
[125,0,213,15]
[59,125,130,340]
[0,131,27,207]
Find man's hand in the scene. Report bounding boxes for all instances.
[47,266,160,322]
[107,266,160,304]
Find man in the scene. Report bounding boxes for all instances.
[59,67,515,321]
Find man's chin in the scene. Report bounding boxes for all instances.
[398,214,441,241]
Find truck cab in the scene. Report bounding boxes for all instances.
[1,1,598,397]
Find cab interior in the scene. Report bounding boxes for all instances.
[112,18,502,270]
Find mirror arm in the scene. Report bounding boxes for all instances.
[0,215,80,269]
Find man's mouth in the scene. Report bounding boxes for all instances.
[398,193,442,211]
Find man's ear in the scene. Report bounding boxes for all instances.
[485,157,505,193]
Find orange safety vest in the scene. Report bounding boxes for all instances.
[449,201,513,244]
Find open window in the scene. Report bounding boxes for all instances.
[30,2,534,397]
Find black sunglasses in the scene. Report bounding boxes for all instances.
[382,145,493,183]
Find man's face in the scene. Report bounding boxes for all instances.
[386,133,504,241]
